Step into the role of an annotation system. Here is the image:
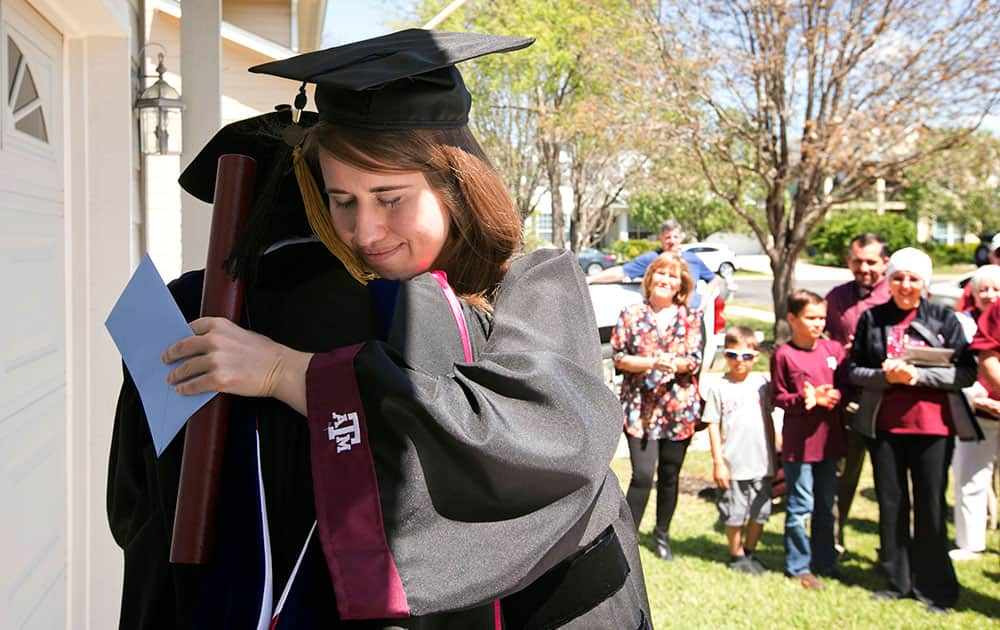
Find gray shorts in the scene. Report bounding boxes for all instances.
[717,477,772,527]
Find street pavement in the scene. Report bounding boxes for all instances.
[729,255,852,309]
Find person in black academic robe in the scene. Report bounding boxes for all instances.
[107,239,377,628]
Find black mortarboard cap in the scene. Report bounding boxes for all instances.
[248,29,533,129]
[178,108,321,280]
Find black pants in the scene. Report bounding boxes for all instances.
[836,429,868,547]
[625,435,690,539]
[868,433,958,608]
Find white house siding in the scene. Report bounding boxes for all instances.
[223,0,291,49]
[220,37,305,119]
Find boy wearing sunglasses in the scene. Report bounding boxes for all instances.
[704,326,777,575]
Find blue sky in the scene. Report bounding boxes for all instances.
[322,1,418,47]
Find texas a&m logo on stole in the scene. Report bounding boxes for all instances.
[327,411,361,453]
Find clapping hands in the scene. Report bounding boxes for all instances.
[649,354,693,374]
[802,381,841,410]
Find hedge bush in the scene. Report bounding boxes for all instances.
[916,242,978,266]
[610,239,660,260]
[808,210,916,262]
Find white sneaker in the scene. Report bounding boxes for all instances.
[948,548,982,561]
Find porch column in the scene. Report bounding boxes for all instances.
[180,0,221,272]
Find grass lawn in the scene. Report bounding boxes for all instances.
[723,298,776,311]
[611,451,1000,629]
[707,315,776,373]
[934,263,976,277]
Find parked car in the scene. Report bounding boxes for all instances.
[681,242,738,279]
[928,272,972,309]
[578,247,618,275]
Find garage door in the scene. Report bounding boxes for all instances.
[0,0,66,627]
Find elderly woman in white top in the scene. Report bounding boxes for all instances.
[953,264,1000,560]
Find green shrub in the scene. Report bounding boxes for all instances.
[610,239,659,260]
[916,242,977,266]
[808,209,916,261]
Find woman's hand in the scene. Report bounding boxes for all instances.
[973,396,1000,418]
[652,353,677,372]
[162,317,312,413]
[671,356,695,374]
[882,358,918,386]
[612,352,679,376]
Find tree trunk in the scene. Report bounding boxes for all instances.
[769,247,796,345]
[545,143,565,249]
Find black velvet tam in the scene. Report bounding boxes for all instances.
[177,109,321,279]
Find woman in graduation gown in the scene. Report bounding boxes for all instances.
[129,30,650,630]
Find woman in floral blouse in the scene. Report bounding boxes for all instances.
[611,252,703,561]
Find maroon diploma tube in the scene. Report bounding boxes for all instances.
[170,154,256,564]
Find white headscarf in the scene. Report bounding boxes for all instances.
[886,247,932,292]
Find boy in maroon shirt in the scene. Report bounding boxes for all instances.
[771,290,847,590]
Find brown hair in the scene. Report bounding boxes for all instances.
[301,123,523,307]
[724,326,759,351]
[641,252,692,306]
[786,289,825,316]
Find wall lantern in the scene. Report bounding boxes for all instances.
[135,51,184,155]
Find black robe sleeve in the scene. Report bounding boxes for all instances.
[305,249,627,619]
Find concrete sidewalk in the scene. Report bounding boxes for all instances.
[736,255,853,282]
[724,304,775,323]
[737,254,969,281]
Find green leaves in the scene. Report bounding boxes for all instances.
[628,190,748,241]
[807,209,915,262]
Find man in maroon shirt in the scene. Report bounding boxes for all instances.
[823,233,890,552]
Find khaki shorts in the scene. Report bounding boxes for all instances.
[717,477,772,527]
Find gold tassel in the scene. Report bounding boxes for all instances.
[293,146,377,284]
